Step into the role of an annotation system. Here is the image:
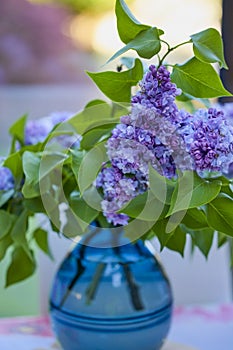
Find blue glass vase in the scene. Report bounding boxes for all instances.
[49,226,173,350]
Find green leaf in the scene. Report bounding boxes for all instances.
[107,27,161,63]
[115,0,150,44]
[69,102,118,135]
[190,228,215,258]
[23,197,46,213]
[22,152,41,198]
[70,193,99,228]
[22,151,67,198]
[166,210,187,233]
[121,190,167,222]
[207,196,233,237]
[229,238,233,266]
[121,192,148,218]
[0,233,13,262]
[82,186,102,213]
[80,124,115,150]
[4,152,23,183]
[176,92,211,108]
[10,209,32,259]
[0,211,14,240]
[0,189,14,208]
[6,246,36,287]
[220,183,233,198]
[33,228,53,259]
[9,114,27,144]
[111,102,129,119]
[168,171,221,216]
[39,152,69,180]
[85,99,106,108]
[217,232,228,248]
[71,149,85,185]
[182,208,209,230]
[171,57,232,98]
[166,226,186,256]
[191,28,228,69]
[151,218,174,249]
[78,142,108,195]
[86,59,143,102]
[124,219,155,242]
[149,165,175,204]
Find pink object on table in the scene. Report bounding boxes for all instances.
[174,303,233,323]
[0,316,53,337]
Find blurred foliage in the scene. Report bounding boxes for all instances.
[28,0,134,14]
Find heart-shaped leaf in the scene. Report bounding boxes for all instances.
[167,171,221,216]
[171,57,231,98]
[87,59,143,102]
[115,0,151,44]
[207,195,233,237]
[191,28,228,69]
[107,27,161,63]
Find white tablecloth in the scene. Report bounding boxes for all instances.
[0,304,232,350]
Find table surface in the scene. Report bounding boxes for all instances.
[0,304,233,350]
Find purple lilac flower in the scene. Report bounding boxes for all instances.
[96,65,233,225]
[217,102,233,121]
[96,166,147,226]
[181,108,233,174]
[24,111,82,149]
[25,111,76,146]
[0,166,14,190]
[97,65,185,225]
[25,118,53,145]
[110,104,191,178]
[131,65,181,122]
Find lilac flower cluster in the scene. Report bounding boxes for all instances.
[96,65,233,226]
[96,166,144,226]
[0,165,14,191]
[96,65,184,225]
[180,108,233,175]
[25,111,81,148]
[131,65,181,122]
[218,102,233,121]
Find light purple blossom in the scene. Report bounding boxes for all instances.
[217,102,233,121]
[25,111,73,145]
[96,65,184,225]
[25,118,53,145]
[96,166,147,226]
[0,166,14,191]
[131,65,181,122]
[95,65,233,226]
[24,111,81,148]
[180,108,233,174]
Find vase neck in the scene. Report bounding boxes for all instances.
[78,225,134,249]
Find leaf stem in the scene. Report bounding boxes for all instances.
[113,233,144,311]
[159,40,192,67]
[160,39,171,51]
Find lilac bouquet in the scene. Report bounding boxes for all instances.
[1,0,233,286]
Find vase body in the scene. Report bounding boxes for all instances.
[49,227,173,350]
